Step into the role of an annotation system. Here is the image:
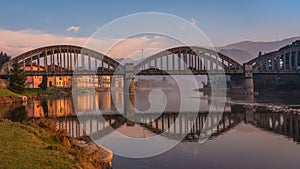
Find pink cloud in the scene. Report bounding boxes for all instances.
[0,29,181,59]
[0,29,86,57]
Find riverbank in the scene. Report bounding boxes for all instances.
[229,101,300,114]
[0,118,113,169]
[0,88,71,104]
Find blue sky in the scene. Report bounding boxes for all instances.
[0,0,300,55]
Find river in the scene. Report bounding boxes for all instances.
[1,89,300,169]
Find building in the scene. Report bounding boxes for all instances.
[24,64,124,89]
[74,75,96,88]
[47,64,72,88]
[111,76,124,89]
[98,76,111,88]
[25,63,72,88]
[24,64,44,88]
[47,76,72,88]
[96,76,124,89]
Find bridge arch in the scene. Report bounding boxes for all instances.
[247,41,300,73]
[1,45,124,75]
[134,46,243,75]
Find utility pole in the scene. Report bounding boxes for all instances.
[140,48,144,59]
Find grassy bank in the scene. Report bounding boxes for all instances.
[0,88,60,97]
[22,88,59,96]
[0,88,62,105]
[0,122,76,168]
[0,88,22,97]
[0,119,113,169]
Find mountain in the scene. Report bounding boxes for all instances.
[218,36,300,64]
[219,49,254,64]
[115,37,300,65]
[114,57,144,65]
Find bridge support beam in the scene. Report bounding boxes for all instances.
[230,64,254,101]
[124,63,135,126]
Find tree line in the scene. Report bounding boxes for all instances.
[0,51,46,94]
[0,51,11,68]
[0,51,26,94]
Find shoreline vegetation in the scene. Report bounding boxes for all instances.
[0,88,71,105]
[0,117,113,169]
[0,87,113,168]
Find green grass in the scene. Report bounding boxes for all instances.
[22,88,58,96]
[0,89,22,97]
[0,88,59,97]
[0,122,76,169]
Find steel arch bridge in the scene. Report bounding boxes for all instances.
[247,41,300,74]
[134,46,243,75]
[2,41,300,76]
[0,45,124,76]
[0,45,243,76]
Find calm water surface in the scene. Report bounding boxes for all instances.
[1,90,300,169]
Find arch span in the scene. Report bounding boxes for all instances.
[0,45,244,76]
[134,46,243,75]
[1,45,124,75]
[247,42,300,73]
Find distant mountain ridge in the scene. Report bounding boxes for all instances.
[219,49,254,64]
[218,36,300,64]
[114,37,300,65]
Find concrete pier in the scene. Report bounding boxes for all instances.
[230,64,254,101]
[124,63,135,126]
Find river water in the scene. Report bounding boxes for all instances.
[1,89,300,169]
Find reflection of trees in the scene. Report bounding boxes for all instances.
[9,106,27,122]
[38,75,48,90]
[41,99,48,117]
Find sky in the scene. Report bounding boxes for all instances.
[0,0,300,57]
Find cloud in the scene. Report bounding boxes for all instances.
[0,29,181,58]
[0,29,86,56]
[66,25,80,33]
[87,34,185,59]
[191,18,197,26]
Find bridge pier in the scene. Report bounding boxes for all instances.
[124,63,135,126]
[230,64,254,101]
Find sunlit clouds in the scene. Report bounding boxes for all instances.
[66,25,80,33]
[0,29,181,59]
[0,29,86,56]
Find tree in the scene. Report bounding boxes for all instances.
[8,61,26,94]
[0,51,11,68]
[9,106,27,122]
[38,75,48,90]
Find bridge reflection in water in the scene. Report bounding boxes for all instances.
[25,96,298,143]
[55,111,300,143]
